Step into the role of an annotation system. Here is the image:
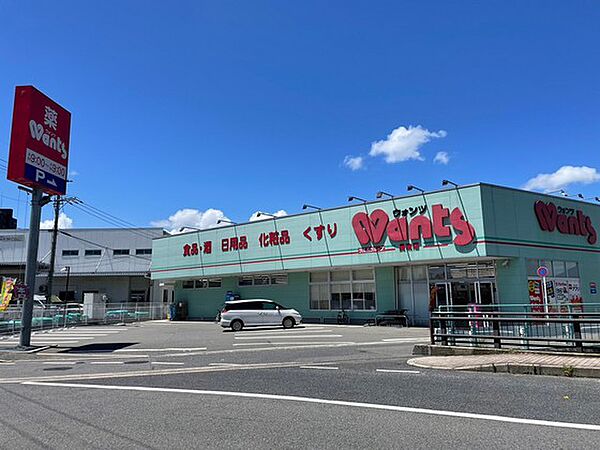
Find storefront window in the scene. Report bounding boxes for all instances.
[309,269,376,311]
[208,278,222,288]
[352,269,374,281]
[310,271,328,283]
[527,260,581,311]
[566,261,579,278]
[270,274,288,285]
[183,278,222,289]
[552,261,566,278]
[239,276,253,286]
[331,271,351,282]
[238,273,288,287]
[428,265,446,280]
[447,264,468,279]
[310,284,329,310]
[412,266,428,281]
[397,267,411,281]
[477,262,496,278]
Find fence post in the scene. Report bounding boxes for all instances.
[572,315,583,352]
[440,316,448,346]
[492,316,501,349]
[429,315,435,345]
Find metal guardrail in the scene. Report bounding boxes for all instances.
[0,303,168,336]
[430,304,600,352]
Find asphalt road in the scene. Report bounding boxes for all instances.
[1,321,599,449]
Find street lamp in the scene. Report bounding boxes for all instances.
[376,191,395,199]
[348,196,367,203]
[216,219,237,225]
[60,266,71,302]
[407,185,425,193]
[442,179,459,187]
[302,204,321,210]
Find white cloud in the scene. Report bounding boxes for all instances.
[40,212,73,230]
[369,125,447,163]
[151,208,230,233]
[68,170,79,178]
[523,166,600,192]
[343,155,365,171]
[433,151,450,165]
[249,210,288,222]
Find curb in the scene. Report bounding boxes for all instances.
[407,357,600,379]
[0,346,53,360]
[412,344,600,358]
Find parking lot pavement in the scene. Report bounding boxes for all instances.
[1,320,428,354]
[0,322,430,383]
[0,326,132,348]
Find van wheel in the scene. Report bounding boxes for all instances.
[282,317,295,329]
[231,320,243,332]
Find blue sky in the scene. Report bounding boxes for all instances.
[1,1,599,231]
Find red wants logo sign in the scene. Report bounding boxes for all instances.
[351,204,475,247]
[534,201,597,245]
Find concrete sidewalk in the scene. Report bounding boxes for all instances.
[408,352,600,378]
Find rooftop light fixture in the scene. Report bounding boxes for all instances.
[442,179,459,187]
[348,196,367,203]
[406,185,425,193]
[376,191,395,199]
[302,204,321,210]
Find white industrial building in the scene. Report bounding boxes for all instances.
[0,227,169,304]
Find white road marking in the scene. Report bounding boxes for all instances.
[234,334,342,340]
[376,369,421,374]
[7,336,96,341]
[299,366,339,370]
[151,362,184,366]
[22,382,600,432]
[0,341,79,345]
[233,342,356,346]
[382,338,430,342]
[208,363,241,367]
[40,330,122,334]
[114,347,207,352]
[236,328,330,335]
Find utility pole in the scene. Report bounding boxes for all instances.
[19,187,51,348]
[46,195,61,303]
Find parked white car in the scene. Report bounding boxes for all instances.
[219,299,302,332]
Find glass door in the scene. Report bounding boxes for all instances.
[432,282,451,311]
[476,281,495,306]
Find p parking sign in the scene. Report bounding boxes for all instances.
[7,86,71,195]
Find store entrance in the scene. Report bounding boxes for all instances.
[432,281,496,308]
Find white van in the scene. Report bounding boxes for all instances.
[219,299,302,332]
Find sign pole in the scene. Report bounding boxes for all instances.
[19,187,44,348]
[542,275,549,315]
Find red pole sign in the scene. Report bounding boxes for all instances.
[7,86,71,195]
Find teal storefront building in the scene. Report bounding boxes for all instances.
[151,184,600,325]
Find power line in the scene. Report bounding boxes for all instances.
[58,230,152,262]
[67,202,158,240]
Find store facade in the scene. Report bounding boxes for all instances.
[151,184,600,325]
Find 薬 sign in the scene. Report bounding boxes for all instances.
[7,86,71,195]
